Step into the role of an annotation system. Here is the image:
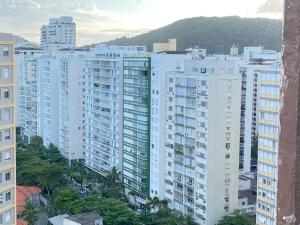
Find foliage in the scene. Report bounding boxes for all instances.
[21,200,38,225]
[139,208,197,225]
[17,135,198,225]
[52,188,80,214]
[16,136,67,195]
[53,191,141,225]
[216,210,254,225]
[106,16,282,53]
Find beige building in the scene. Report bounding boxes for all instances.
[256,63,281,225]
[153,39,176,53]
[0,34,16,225]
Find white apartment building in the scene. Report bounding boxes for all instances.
[15,46,43,142]
[0,34,16,225]
[163,57,241,225]
[58,52,86,161]
[40,16,76,49]
[36,51,86,161]
[256,63,281,225]
[239,47,281,177]
[37,54,60,147]
[150,52,192,200]
[83,45,146,176]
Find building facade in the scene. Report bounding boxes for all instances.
[0,34,16,225]
[256,63,281,225]
[239,47,281,176]
[40,16,76,49]
[83,45,146,176]
[150,52,191,200]
[122,57,151,200]
[15,47,43,143]
[163,57,241,225]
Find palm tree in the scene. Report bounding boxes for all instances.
[145,197,168,212]
[106,166,120,187]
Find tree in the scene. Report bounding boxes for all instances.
[52,188,80,214]
[216,210,254,225]
[106,166,120,187]
[21,200,38,225]
[145,197,168,212]
[30,136,44,149]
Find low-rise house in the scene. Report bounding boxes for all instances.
[49,213,103,225]
[16,185,42,215]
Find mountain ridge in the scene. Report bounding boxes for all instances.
[105,16,282,54]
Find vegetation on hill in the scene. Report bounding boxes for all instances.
[106,16,282,54]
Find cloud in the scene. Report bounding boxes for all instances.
[257,0,283,14]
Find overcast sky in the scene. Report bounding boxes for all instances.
[0,0,283,46]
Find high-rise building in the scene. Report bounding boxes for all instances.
[163,57,241,225]
[83,45,146,176]
[255,63,281,225]
[239,47,281,176]
[150,52,191,200]
[37,55,61,147]
[0,34,16,225]
[58,53,86,161]
[40,16,76,49]
[37,51,86,162]
[122,57,151,201]
[15,46,43,143]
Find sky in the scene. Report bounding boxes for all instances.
[0,0,283,46]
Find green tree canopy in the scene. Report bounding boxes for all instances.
[216,210,254,225]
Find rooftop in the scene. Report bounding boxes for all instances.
[65,212,101,225]
[16,185,42,214]
[17,219,28,225]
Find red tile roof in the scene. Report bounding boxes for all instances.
[16,185,42,214]
[17,219,28,225]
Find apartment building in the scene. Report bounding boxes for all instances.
[0,34,16,225]
[83,45,146,176]
[150,52,192,200]
[122,57,151,201]
[15,46,43,142]
[40,16,76,49]
[58,53,86,161]
[37,51,87,162]
[163,57,241,225]
[256,63,281,225]
[37,54,61,147]
[239,47,281,176]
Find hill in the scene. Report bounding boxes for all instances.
[105,16,282,54]
[0,32,30,44]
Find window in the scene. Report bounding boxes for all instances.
[3,68,9,79]
[201,68,207,73]
[4,130,10,140]
[3,90,9,99]
[3,47,9,57]
[5,191,11,201]
[4,151,10,161]
[3,109,10,121]
[5,172,10,181]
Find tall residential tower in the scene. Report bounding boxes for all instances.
[0,34,16,225]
